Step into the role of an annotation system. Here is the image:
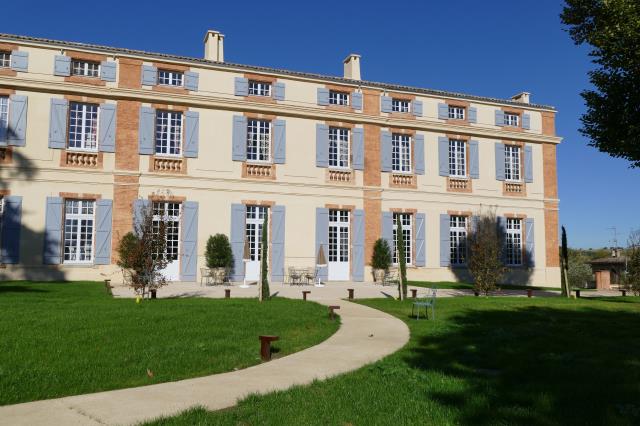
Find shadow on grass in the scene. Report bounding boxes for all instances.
[0,284,50,294]
[403,302,640,425]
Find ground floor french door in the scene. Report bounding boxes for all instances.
[328,209,350,281]
[153,202,181,281]
[245,205,268,281]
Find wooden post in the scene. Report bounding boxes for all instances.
[150,289,157,299]
[347,288,354,300]
[225,289,231,299]
[328,305,340,320]
[302,290,310,301]
[621,289,627,297]
[411,289,417,299]
[575,289,581,298]
[527,289,533,298]
[259,335,279,361]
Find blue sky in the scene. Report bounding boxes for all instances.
[5,0,639,248]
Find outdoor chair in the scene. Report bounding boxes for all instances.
[303,267,316,285]
[287,267,303,286]
[382,268,400,287]
[200,267,213,286]
[412,288,437,320]
[210,268,226,286]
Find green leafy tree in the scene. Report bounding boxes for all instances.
[567,251,594,289]
[260,215,270,301]
[623,230,640,295]
[561,0,640,167]
[396,221,408,300]
[205,234,234,268]
[467,210,505,296]
[371,238,392,271]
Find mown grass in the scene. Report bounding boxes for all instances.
[409,280,561,291]
[149,296,640,425]
[0,281,338,406]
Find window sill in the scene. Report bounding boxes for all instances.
[245,95,276,104]
[0,68,17,77]
[388,112,416,120]
[389,173,416,189]
[150,156,186,174]
[503,181,526,196]
[64,75,106,86]
[447,176,472,193]
[326,168,354,184]
[60,150,103,169]
[242,162,276,180]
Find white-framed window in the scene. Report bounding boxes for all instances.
[247,119,271,162]
[68,102,99,151]
[0,51,10,68]
[0,96,8,136]
[392,133,412,173]
[63,199,95,263]
[155,110,183,156]
[152,202,181,262]
[504,112,520,127]
[328,127,350,169]
[392,213,412,265]
[328,210,349,262]
[245,205,268,262]
[506,218,523,266]
[392,99,410,113]
[71,60,100,78]
[158,70,184,87]
[505,145,521,181]
[248,80,271,97]
[329,90,349,106]
[448,106,465,120]
[450,215,467,265]
[449,139,466,177]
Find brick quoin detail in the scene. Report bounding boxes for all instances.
[111,175,140,263]
[115,101,141,171]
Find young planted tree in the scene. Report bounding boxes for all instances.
[117,202,169,298]
[205,234,234,269]
[260,215,270,301]
[396,220,408,301]
[371,238,392,282]
[467,210,505,296]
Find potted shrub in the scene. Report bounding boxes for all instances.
[205,234,234,282]
[371,238,392,282]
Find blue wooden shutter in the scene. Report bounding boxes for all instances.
[230,204,246,282]
[381,211,393,250]
[180,201,199,282]
[438,136,449,176]
[469,140,480,179]
[412,100,423,117]
[10,50,28,72]
[53,55,70,76]
[495,143,506,181]
[315,208,329,282]
[1,196,22,264]
[415,134,425,175]
[351,92,363,110]
[100,61,116,82]
[133,199,151,236]
[316,123,329,168]
[94,199,113,265]
[43,197,63,264]
[525,218,535,267]
[273,82,285,101]
[380,131,392,172]
[8,95,28,147]
[468,107,478,123]
[184,71,199,91]
[352,209,365,282]
[273,119,286,164]
[98,103,116,153]
[524,145,533,183]
[183,111,199,158]
[138,106,155,155]
[522,113,531,130]
[232,115,247,162]
[352,128,364,170]
[271,205,286,282]
[495,110,505,126]
[381,96,392,113]
[141,65,157,86]
[439,214,450,267]
[415,213,426,267]
[234,77,248,96]
[438,103,449,119]
[317,88,329,106]
[48,99,68,149]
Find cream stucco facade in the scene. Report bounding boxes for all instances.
[0,32,561,286]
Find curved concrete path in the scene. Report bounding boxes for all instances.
[0,299,409,426]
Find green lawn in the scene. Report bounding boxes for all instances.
[409,280,562,292]
[149,296,640,425]
[0,281,338,406]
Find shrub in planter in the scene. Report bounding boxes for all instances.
[371,238,392,282]
[205,234,234,269]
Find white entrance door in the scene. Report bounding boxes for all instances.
[153,202,181,282]
[328,209,350,281]
[245,205,268,282]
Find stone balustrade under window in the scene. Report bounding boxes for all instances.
[328,169,354,183]
[152,157,184,173]
[64,151,99,168]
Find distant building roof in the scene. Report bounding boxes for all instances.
[589,256,627,265]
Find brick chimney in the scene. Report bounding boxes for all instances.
[204,30,224,62]
[343,54,361,80]
[511,92,530,104]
